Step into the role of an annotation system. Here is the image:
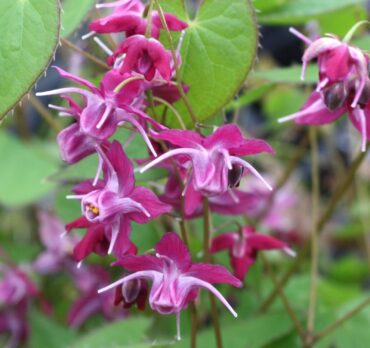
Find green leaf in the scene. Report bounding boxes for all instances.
[0,0,60,117]
[226,83,274,111]
[259,0,365,25]
[316,297,370,348]
[70,317,152,348]
[62,0,95,38]
[29,310,77,348]
[174,311,294,348]
[0,132,58,206]
[161,0,257,126]
[253,65,318,84]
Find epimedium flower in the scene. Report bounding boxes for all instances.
[33,212,79,274]
[90,0,188,39]
[278,25,370,152]
[0,265,38,348]
[37,67,162,159]
[68,265,120,328]
[211,226,296,281]
[67,141,171,259]
[108,35,172,81]
[139,124,274,215]
[98,232,241,340]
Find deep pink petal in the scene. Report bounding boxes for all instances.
[128,187,172,223]
[229,139,274,156]
[57,123,96,164]
[89,13,142,34]
[151,128,203,148]
[152,12,188,32]
[204,124,245,149]
[247,234,289,252]
[295,91,346,125]
[155,232,191,271]
[68,289,102,328]
[184,180,203,216]
[116,254,163,272]
[66,216,92,232]
[186,263,242,287]
[106,141,135,195]
[210,233,237,253]
[54,66,100,94]
[112,217,133,257]
[73,225,107,262]
[230,254,255,281]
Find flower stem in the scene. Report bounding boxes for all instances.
[153,96,187,130]
[154,0,199,130]
[306,127,320,346]
[60,38,110,70]
[203,197,223,348]
[313,297,370,343]
[260,147,368,312]
[145,0,155,38]
[260,254,306,342]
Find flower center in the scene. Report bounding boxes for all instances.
[86,203,99,216]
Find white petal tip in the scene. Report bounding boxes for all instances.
[284,248,297,257]
[60,231,67,239]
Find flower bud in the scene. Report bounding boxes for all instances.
[323,82,347,111]
[228,165,244,188]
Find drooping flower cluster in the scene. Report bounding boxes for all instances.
[0,265,38,348]
[34,0,295,340]
[279,25,370,151]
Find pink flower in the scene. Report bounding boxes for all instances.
[67,141,171,259]
[98,232,241,340]
[160,166,262,218]
[279,27,370,152]
[211,226,295,281]
[114,279,148,311]
[33,212,78,274]
[68,265,119,327]
[140,124,274,215]
[37,67,161,160]
[90,0,187,39]
[0,266,38,348]
[108,35,172,81]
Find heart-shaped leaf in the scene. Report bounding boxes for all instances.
[62,0,96,38]
[161,0,257,126]
[0,0,60,117]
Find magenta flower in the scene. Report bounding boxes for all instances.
[98,232,241,340]
[33,212,78,274]
[68,265,119,328]
[108,35,172,81]
[211,226,295,281]
[67,141,171,258]
[90,0,187,39]
[140,124,274,215]
[37,67,161,158]
[279,27,370,151]
[0,266,38,348]
[114,278,148,311]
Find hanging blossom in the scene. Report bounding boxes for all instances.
[36,67,164,163]
[0,265,38,348]
[33,211,79,274]
[159,164,262,218]
[278,24,370,151]
[108,34,173,81]
[211,226,296,281]
[66,141,171,260]
[139,124,274,215]
[98,232,241,340]
[90,0,188,39]
[68,265,120,328]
